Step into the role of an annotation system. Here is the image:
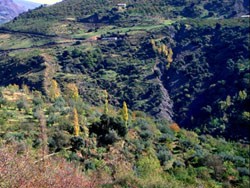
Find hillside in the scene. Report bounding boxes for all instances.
[0,0,249,187]
[0,0,25,24]
[165,19,250,139]
[0,18,249,141]
[0,85,249,188]
[0,0,249,141]
[1,0,249,34]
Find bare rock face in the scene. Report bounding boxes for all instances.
[0,0,25,24]
[157,81,173,121]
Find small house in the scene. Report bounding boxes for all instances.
[101,37,118,41]
[97,36,119,41]
[241,15,250,18]
[117,3,127,9]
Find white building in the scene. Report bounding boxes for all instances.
[241,15,250,18]
[117,3,127,8]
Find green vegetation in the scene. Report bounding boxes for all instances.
[1,17,249,141]
[0,85,249,187]
[2,0,248,35]
[0,17,249,140]
[0,33,52,50]
[165,19,250,139]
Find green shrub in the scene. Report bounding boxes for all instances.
[70,136,85,151]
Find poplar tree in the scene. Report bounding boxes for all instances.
[66,83,79,101]
[122,101,129,126]
[163,45,168,57]
[167,48,173,64]
[50,79,61,100]
[161,44,166,55]
[73,108,80,136]
[104,90,109,114]
[150,39,157,52]
[157,47,162,55]
[150,39,155,47]
[37,108,48,161]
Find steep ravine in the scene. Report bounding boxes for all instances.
[153,59,173,122]
[159,21,250,140]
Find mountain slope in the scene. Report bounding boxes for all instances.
[0,1,249,186]
[164,19,250,139]
[0,0,249,141]
[1,0,249,34]
[0,86,249,188]
[13,0,41,11]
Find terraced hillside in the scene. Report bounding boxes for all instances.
[1,0,249,34]
[0,0,249,141]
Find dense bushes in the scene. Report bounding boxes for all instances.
[89,114,127,145]
[165,19,250,140]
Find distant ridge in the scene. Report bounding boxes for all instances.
[0,0,25,24]
[13,0,41,11]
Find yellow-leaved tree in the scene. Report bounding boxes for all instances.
[122,101,129,126]
[50,79,61,100]
[66,83,79,101]
[162,45,168,57]
[150,39,156,51]
[167,48,173,64]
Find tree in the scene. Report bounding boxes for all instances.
[32,90,44,107]
[169,123,181,132]
[136,152,162,179]
[122,101,129,126]
[238,90,247,101]
[0,88,6,108]
[36,108,48,160]
[219,95,231,110]
[50,79,61,100]
[89,114,127,145]
[150,39,156,52]
[66,83,79,101]
[167,48,173,64]
[157,47,162,55]
[83,123,89,138]
[104,90,109,114]
[73,108,80,136]
[21,84,30,94]
[161,44,168,57]
[16,97,29,113]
